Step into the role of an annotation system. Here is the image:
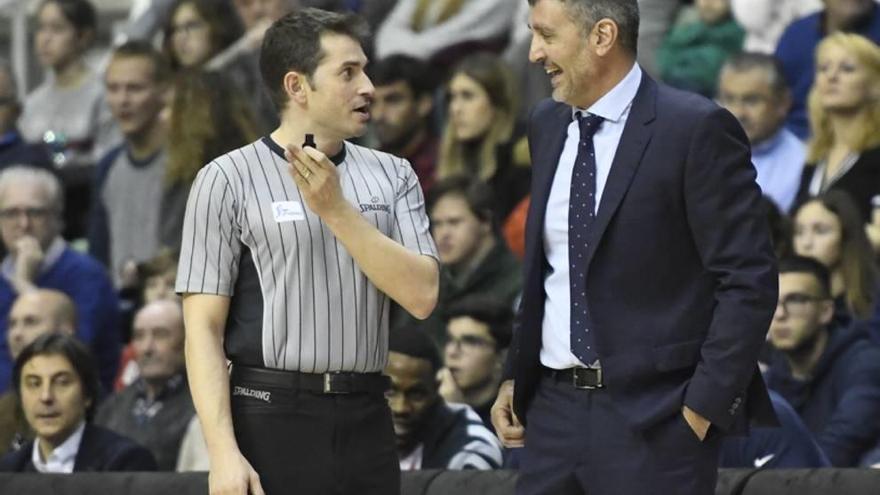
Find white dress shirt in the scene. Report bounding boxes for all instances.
[540,63,643,370]
[31,421,86,473]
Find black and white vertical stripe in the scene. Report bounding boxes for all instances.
[176,138,438,373]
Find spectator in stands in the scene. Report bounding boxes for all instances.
[162,0,243,72]
[370,55,439,192]
[207,0,294,130]
[162,70,260,252]
[137,249,180,305]
[19,0,117,166]
[775,0,880,139]
[657,0,745,97]
[438,54,530,223]
[636,0,686,77]
[0,333,156,472]
[393,177,521,347]
[731,0,822,54]
[0,59,52,170]
[0,290,75,456]
[438,296,511,431]
[720,389,831,468]
[89,41,171,288]
[793,191,878,322]
[717,53,805,213]
[795,33,880,221]
[385,327,502,471]
[95,300,193,471]
[0,166,119,393]
[113,249,182,392]
[765,256,880,467]
[374,0,514,70]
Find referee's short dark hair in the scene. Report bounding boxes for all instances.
[13,333,101,422]
[111,40,171,84]
[446,296,514,350]
[778,256,832,298]
[427,175,495,225]
[369,55,436,98]
[389,326,441,374]
[260,7,369,112]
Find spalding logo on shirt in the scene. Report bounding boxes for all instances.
[359,196,390,213]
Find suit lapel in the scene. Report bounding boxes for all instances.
[523,102,572,278]
[584,75,657,269]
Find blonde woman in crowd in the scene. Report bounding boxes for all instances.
[797,33,880,223]
[437,53,530,224]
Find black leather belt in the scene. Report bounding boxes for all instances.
[231,365,390,395]
[542,366,604,389]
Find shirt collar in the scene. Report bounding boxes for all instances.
[31,420,85,473]
[571,63,643,123]
[752,128,788,155]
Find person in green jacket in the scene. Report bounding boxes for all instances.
[658,0,745,96]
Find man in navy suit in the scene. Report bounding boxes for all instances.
[491,1,778,494]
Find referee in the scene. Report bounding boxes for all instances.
[176,9,439,495]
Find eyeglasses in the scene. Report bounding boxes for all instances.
[776,293,828,317]
[445,335,496,351]
[0,207,53,222]
[171,20,207,37]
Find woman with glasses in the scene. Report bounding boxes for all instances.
[162,0,243,72]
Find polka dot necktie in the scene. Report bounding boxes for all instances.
[569,112,604,365]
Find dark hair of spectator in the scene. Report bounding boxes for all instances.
[760,196,793,259]
[369,55,436,97]
[389,326,441,374]
[445,295,514,349]
[427,175,495,225]
[795,190,878,318]
[39,0,97,36]
[167,69,261,185]
[112,40,172,84]
[162,0,244,70]
[777,255,832,298]
[260,8,369,112]
[527,0,640,55]
[12,333,100,421]
[437,53,517,182]
[721,52,789,95]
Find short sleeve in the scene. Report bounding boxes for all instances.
[391,158,438,260]
[176,162,243,295]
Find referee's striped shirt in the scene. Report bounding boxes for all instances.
[175,136,438,373]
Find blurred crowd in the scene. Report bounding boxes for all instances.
[0,0,880,477]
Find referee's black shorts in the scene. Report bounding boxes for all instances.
[230,366,399,495]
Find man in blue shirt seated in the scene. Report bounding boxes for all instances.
[0,333,155,472]
[716,52,805,214]
[765,256,880,466]
[386,326,502,470]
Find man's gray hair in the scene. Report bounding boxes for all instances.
[721,52,789,96]
[528,0,640,54]
[0,166,64,214]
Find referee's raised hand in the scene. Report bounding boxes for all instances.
[286,144,348,220]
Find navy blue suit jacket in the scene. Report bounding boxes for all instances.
[0,424,157,472]
[507,73,778,433]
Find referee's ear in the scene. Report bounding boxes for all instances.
[283,71,310,107]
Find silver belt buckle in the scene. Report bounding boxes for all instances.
[323,372,347,394]
[573,366,603,390]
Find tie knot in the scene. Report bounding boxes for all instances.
[576,112,604,140]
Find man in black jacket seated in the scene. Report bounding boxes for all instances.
[0,333,155,472]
